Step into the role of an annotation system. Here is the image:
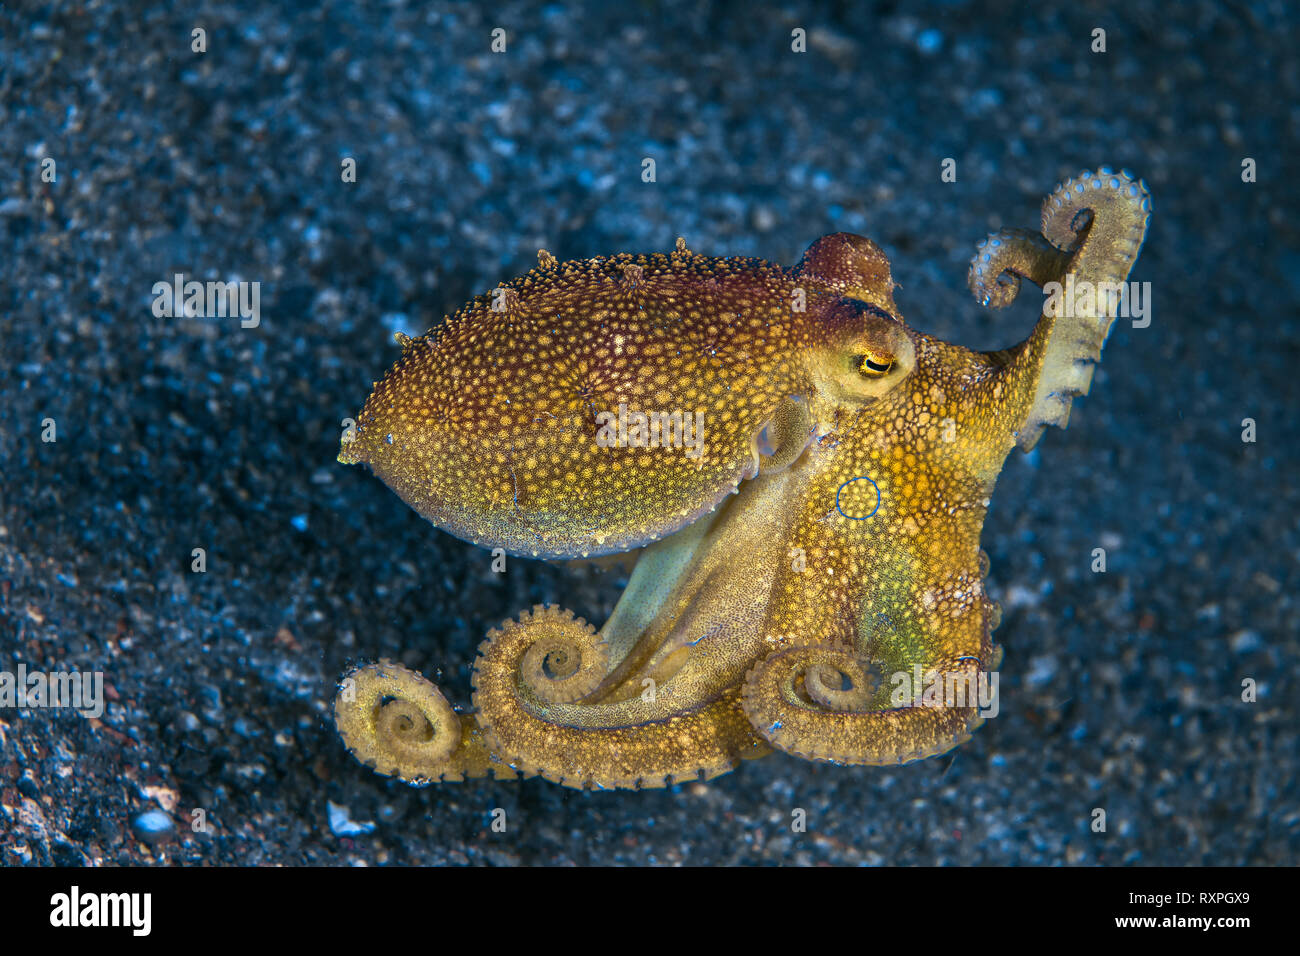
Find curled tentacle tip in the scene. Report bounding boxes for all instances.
[333,659,461,784]
[479,604,610,705]
[742,645,985,766]
[967,229,1044,309]
[804,654,879,712]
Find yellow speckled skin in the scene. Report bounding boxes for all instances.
[334,169,1150,788]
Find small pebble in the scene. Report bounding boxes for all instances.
[133,810,174,843]
[328,801,376,837]
[916,28,943,54]
[17,770,39,799]
[1229,629,1261,654]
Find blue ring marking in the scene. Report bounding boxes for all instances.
[836,476,881,520]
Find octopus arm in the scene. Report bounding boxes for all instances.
[969,168,1152,450]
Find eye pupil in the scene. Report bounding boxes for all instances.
[858,354,893,377]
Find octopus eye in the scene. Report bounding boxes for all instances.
[857,352,894,377]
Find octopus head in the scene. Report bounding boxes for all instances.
[794,233,917,410]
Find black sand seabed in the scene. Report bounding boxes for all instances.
[1,1,1296,865]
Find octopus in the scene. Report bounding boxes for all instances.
[332,168,1151,789]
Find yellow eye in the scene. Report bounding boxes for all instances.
[857,352,894,377]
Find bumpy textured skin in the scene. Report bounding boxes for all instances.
[334,169,1151,789]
